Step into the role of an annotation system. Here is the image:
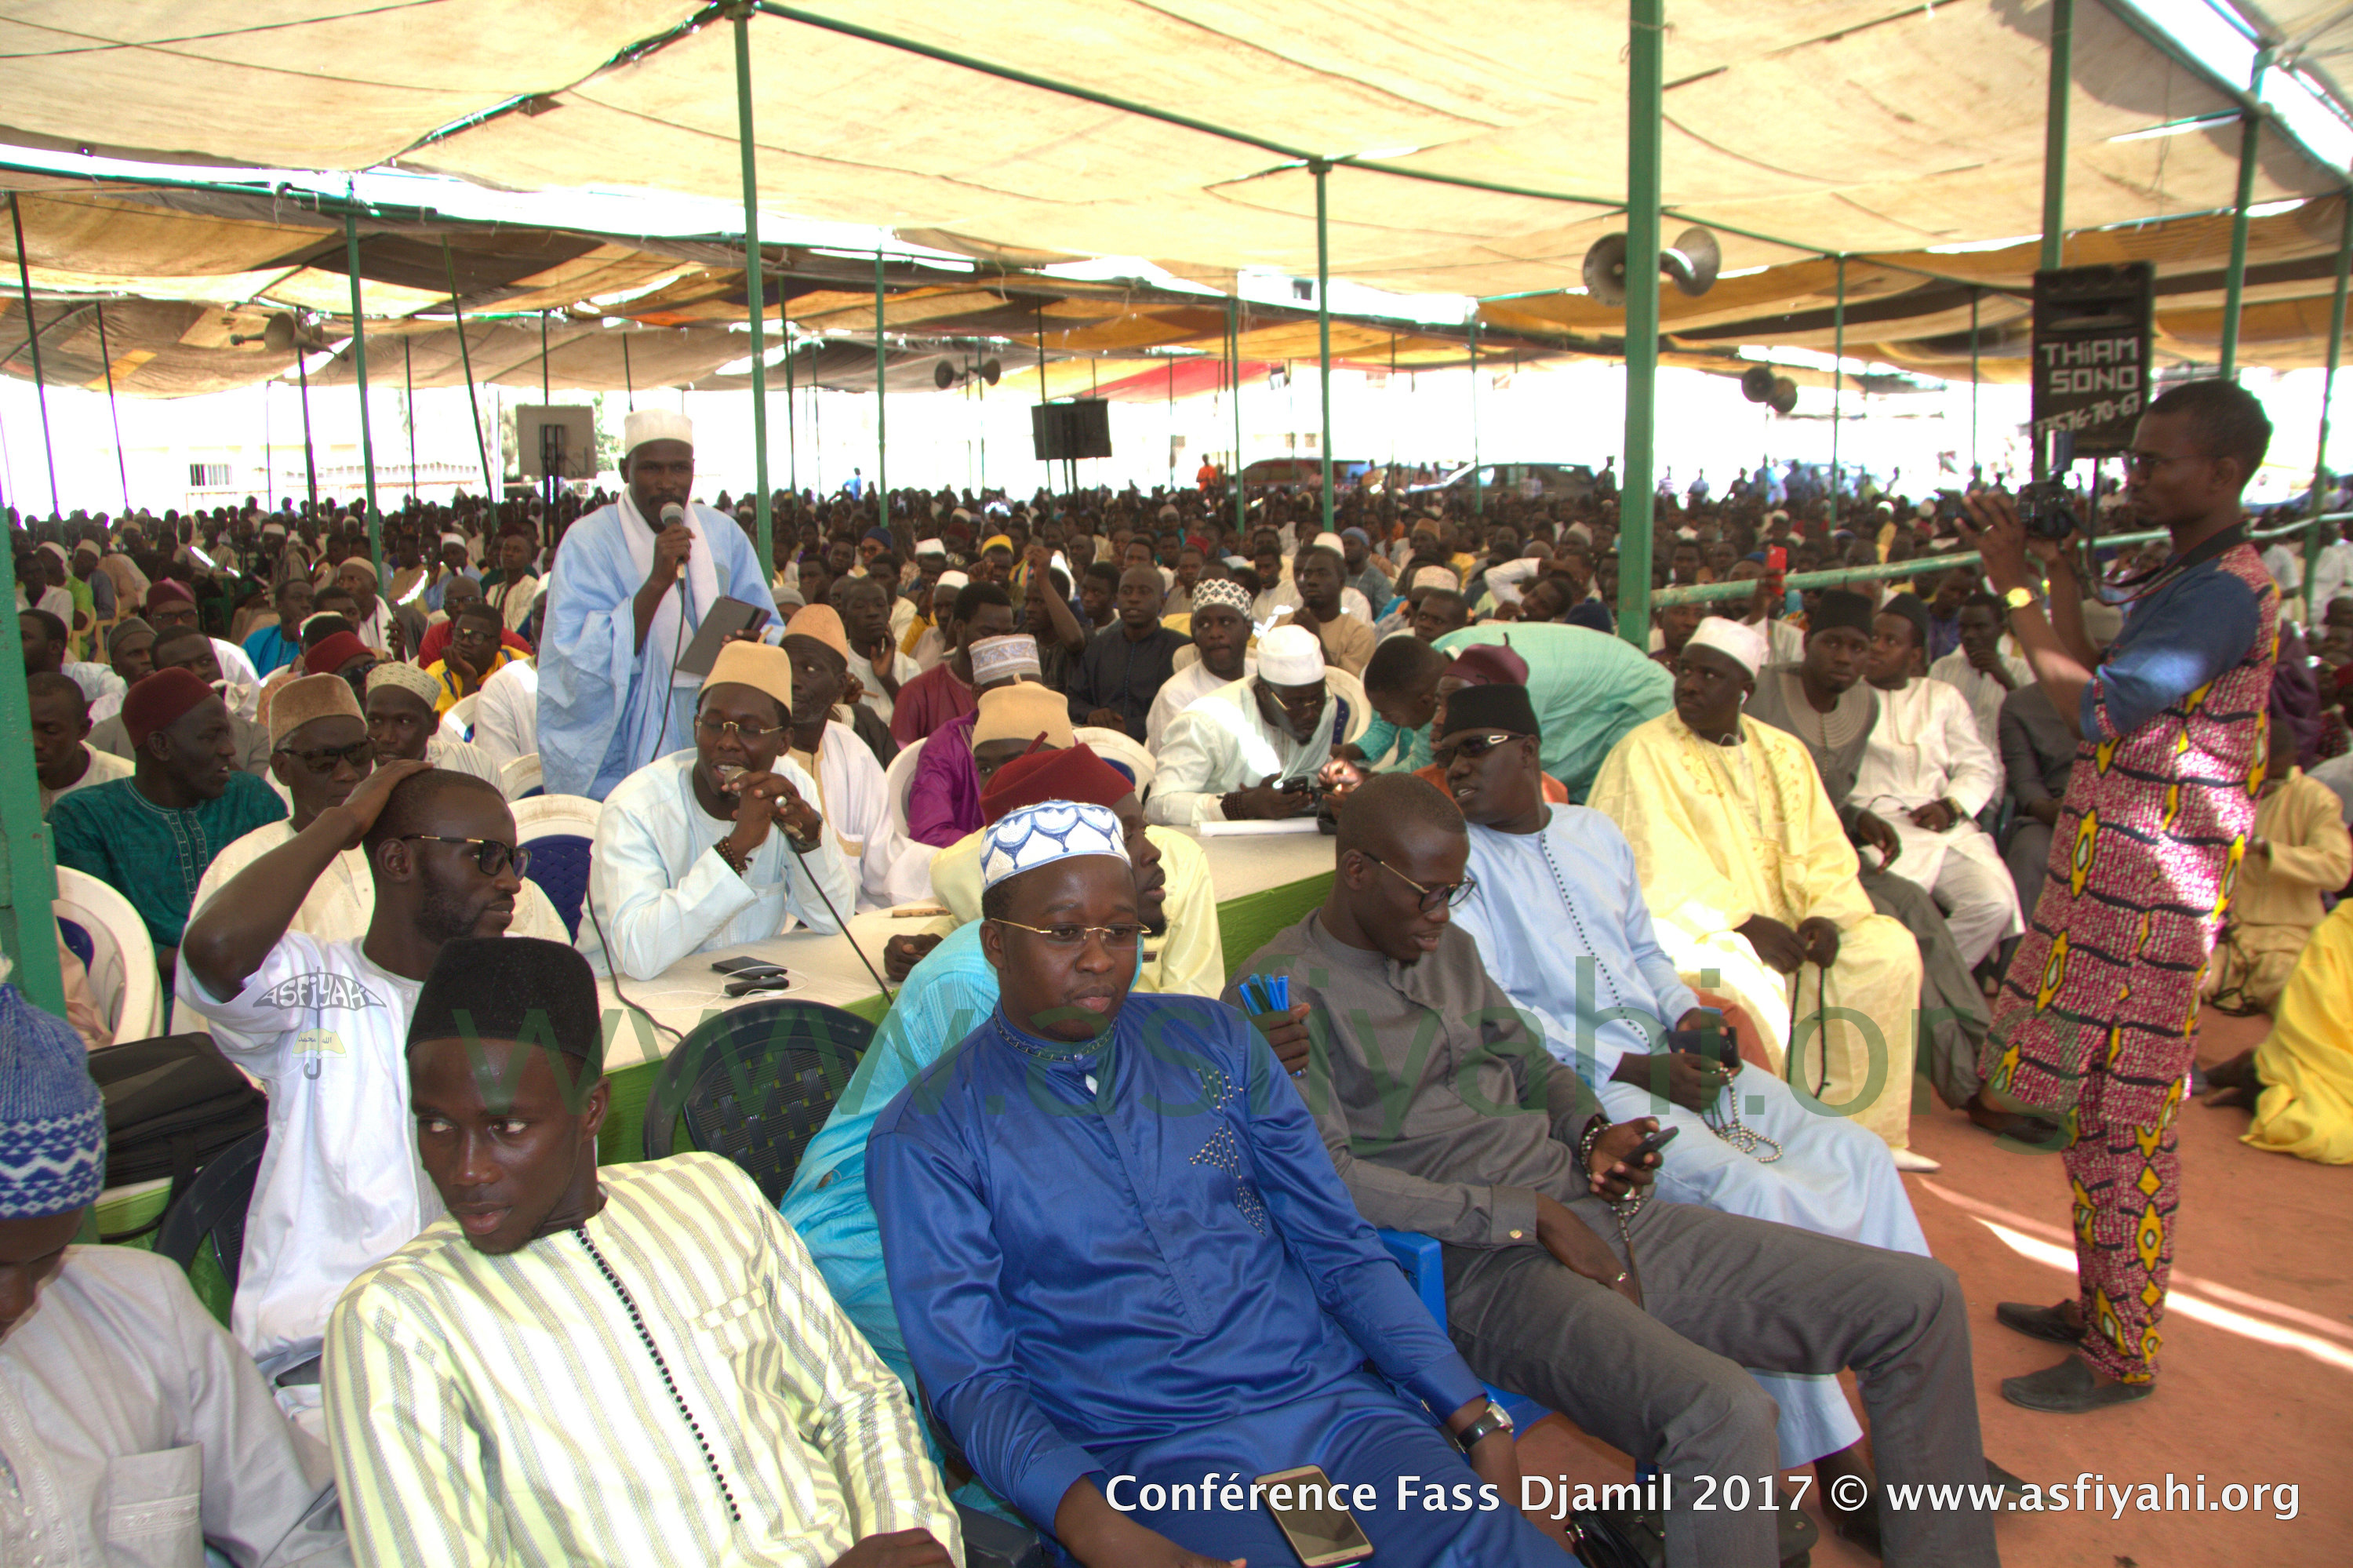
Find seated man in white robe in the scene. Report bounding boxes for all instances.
[467,653,539,779]
[780,602,918,910]
[583,641,855,980]
[1587,617,1930,1164]
[1143,577,1255,751]
[538,409,779,799]
[0,996,347,1567]
[1147,624,1351,824]
[1857,595,2022,969]
[325,937,958,1567]
[1443,681,1932,1519]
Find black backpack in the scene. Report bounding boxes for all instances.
[87,1032,267,1241]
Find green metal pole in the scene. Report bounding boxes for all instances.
[1969,289,1980,479]
[344,209,383,580]
[95,300,130,512]
[1313,160,1336,537]
[874,249,887,529]
[1469,315,1482,518]
[442,238,496,501]
[783,333,795,493]
[8,192,59,516]
[0,535,64,1015]
[539,310,550,405]
[2312,195,2351,604]
[404,335,418,504]
[1228,297,1244,537]
[1831,254,1846,504]
[2220,85,2267,377]
[622,332,635,410]
[1618,0,1664,649]
[733,8,773,569]
[2040,0,2072,273]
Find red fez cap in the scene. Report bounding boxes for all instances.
[122,668,217,748]
[1442,639,1528,688]
[144,580,195,612]
[304,631,371,676]
[980,743,1133,824]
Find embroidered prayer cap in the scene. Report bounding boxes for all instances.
[1257,624,1326,686]
[981,744,1132,823]
[1441,682,1539,741]
[701,641,794,714]
[1312,531,1346,554]
[106,617,153,656]
[0,984,104,1219]
[408,937,604,1075]
[270,672,365,745]
[980,800,1129,890]
[1684,616,1769,677]
[783,603,851,660]
[1442,638,1528,687]
[623,408,693,457]
[969,634,1041,685]
[1188,578,1253,617]
[122,668,217,748]
[1411,566,1459,592]
[934,569,970,592]
[1809,588,1875,638]
[338,556,379,584]
[973,682,1074,749]
[144,580,195,613]
[915,538,947,558]
[303,631,372,676]
[367,660,443,709]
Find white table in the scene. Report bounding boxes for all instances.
[595,826,1340,1071]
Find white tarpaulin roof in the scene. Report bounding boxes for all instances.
[0,1,2338,300]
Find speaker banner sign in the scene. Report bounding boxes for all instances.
[2030,262,2155,457]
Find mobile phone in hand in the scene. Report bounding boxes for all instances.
[1257,1466,1374,1566]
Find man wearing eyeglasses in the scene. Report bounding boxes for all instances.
[175,759,537,1432]
[1147,624,1356,824]
[870,799,1566,1566]
[582,640,854,980]
[1232,773,2002,1568]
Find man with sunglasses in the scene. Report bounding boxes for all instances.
[176,760,536,1431]
[583,640,853,980]
[1147,624,1356,824]
[1234,773,2002,1568]
[871,799,1564,1566]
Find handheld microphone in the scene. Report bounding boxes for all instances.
[660,502,685,529]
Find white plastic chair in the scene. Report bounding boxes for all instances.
[445,691,478,741]
[1075,726,1155,796]
[511,795,602,942]
[881,736,926,842]
[498,751,543,800]
[54,868,162,1040]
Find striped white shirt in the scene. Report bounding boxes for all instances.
[324,1153,961,1566]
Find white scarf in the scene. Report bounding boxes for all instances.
[617,491,722,687]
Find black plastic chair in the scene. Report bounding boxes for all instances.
[153,1128,267,1293]
[641,999,874,1203]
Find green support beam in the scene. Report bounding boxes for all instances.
[874,248,887,530]
[1313,160,1335,537]
[2040,0,2072,273]
[2221,54,2271,379]
[1228,297,1244,537]
[344,209,383,581]
[8,191,59,515]
[1469,315,1482,518]
[442,238,497,500]
[733,7,773,570]
[1831,255,1846,500]
[0,537,64,1015]
[95,300,129,512]
[2314,197,2351,597]
[1617,0,1664,650]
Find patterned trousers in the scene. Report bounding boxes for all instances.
[2062,1086,2183,1383]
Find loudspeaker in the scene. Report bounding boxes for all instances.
[935,360,958,389]
[1769,377,1798,415]
[1031,399,1113,461]
[1581,227,1722,307]
[1740,365,1777,403]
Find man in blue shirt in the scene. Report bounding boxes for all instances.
[870,802,1567,1566]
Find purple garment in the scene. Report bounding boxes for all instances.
[907,708,982,847]
[2271,626,2324,766]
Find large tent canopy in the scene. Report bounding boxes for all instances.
[0,2,2340,295]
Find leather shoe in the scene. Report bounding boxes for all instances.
[2002,1356,2154,1413]
[1995,1300,2082,1344]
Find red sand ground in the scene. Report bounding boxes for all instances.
[1509,1008,2349,1566]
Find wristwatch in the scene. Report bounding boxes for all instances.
[2002,585,2038,612]
[1452,1399,1515,1453]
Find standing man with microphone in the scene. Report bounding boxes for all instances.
[1961,378,2278,1414]
[538,409,779,799]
